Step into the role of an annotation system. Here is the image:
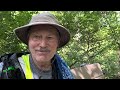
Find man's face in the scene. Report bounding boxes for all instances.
[28,25,59,63]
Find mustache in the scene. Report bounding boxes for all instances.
[36,48,50,52]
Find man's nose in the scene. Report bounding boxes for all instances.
[39,39,48,47]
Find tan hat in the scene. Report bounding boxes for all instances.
[14,12,70,48]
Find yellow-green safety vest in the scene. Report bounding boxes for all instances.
[21,54,33,79]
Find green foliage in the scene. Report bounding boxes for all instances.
[57,11,120,78]
[0,11,39,55]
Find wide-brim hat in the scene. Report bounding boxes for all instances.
[14,12,70,48]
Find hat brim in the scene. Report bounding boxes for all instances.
[14,22,70,48]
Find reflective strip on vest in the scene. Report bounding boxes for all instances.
[22,54,33,79]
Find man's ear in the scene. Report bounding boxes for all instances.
[57,45,60,51]
[27,46,30,52]
[56,42,58,49]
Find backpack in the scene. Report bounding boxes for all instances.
[0,52,27,79]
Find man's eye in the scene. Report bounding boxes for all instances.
[48,37,52,38]
[48,36,54,39]
[34,36,39,38]
[33,35,40,38]
[32,35,40,40]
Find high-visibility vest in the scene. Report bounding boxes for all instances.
[21,54,33,79]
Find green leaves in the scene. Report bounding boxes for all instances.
[57,11,120,78]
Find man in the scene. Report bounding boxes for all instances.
[0,12,74,79]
